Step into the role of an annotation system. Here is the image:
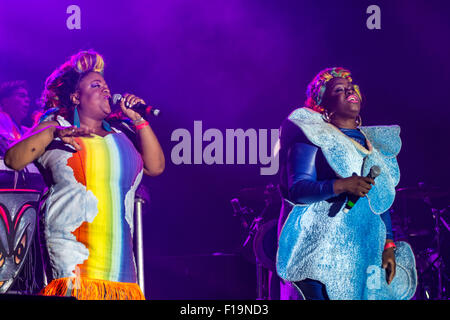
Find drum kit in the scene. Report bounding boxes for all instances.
[229,183,281,300]
[230,181,450,300]
[394,182,449,300]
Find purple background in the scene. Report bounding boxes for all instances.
[1,0,449,299]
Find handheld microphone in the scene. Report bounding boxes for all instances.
[110,93,161,117]
[342,165,381,213]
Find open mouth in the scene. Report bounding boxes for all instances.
[346,94,359,103]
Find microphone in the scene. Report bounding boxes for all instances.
[342,165,381,213]
[111,93,161,117]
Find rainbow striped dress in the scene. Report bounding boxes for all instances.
[37,115,144,299]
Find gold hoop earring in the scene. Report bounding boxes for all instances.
[322,110,334,123]
[356,115,362,127]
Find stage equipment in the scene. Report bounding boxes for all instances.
[134,184,150,297]
[230,183,281,299]
[0,189,41,293]
[395,182,449,300]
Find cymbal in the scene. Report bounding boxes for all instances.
[237,184,280,202]
[396,185,449,199]
[407,229,431,237]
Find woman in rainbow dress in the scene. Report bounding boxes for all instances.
[5,50,165,300]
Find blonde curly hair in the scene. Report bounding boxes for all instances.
[39,50,105,121]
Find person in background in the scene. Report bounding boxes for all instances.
[0,80,44,189]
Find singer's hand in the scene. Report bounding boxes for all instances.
[382,241,396,285]
[54,126,93,151]
[119,93,146,121]
[333,175,375,197]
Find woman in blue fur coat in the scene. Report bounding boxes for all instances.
[276,67,416,300]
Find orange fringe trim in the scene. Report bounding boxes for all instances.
[40,277,145,300]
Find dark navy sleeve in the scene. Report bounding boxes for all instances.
[287,142,337,204]
[380,210,394,240]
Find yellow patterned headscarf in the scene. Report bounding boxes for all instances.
[305,67,362,113]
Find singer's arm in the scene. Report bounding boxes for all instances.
[135,123,165,176]
[382,215,396,284]
[4,122,58,171]
[4,121,90,171]
[287,142,373,203]
[287,142,337,204]
[287,141,394,240]
[119,94,165,176]
[381,211,394,240]
[381,210,396,283]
